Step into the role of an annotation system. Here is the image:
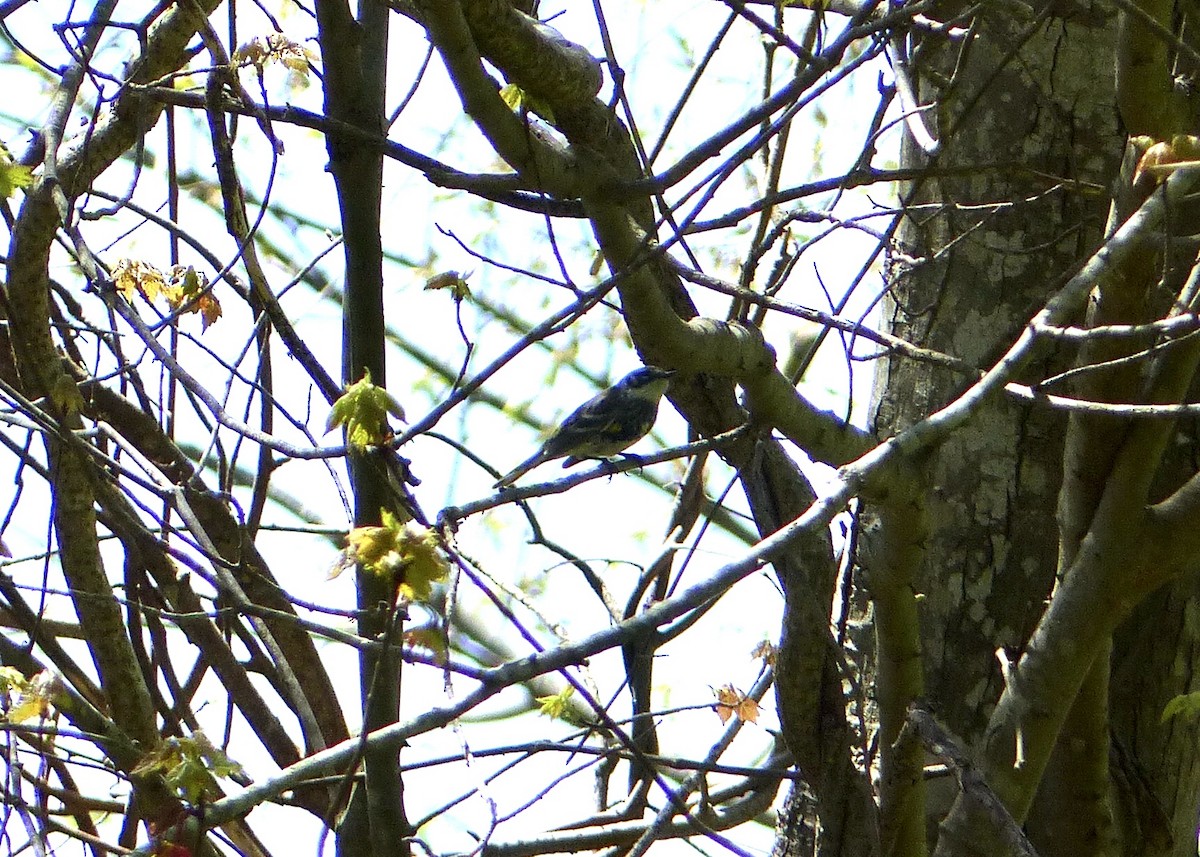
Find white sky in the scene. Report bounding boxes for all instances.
[0,1,900,853]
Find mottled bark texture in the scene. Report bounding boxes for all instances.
[868,1,1133,851]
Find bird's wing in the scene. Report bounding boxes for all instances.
[494,394,614,487]
[497,387,656,486]
[535,388,621,457]
[555,395,656,462]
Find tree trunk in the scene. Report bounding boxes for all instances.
[870,3,1128,852]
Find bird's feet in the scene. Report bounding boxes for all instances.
[610,452,647,476]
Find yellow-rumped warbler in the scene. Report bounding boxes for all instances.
[494,366,675,488]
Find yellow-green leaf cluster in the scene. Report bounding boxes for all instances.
[326,370,406,450]
[0,666,21,694]
[750,640,777,666]
[49,374,84,416]
[498,83,555,123]
[0,667,30,722]
[536,686,575,720]
[1133,134,1200,184]
[1162,691,1200,722]
[344,511,449,602]
[132,732,243,803]
[164,266,221,330]
[0,142,33,200]
[0,669,62,723]
[233,34,318,90]
[112,260,222,329]
[424,270,472,301]
[403,627,449,663]
[114,258,168,302]
[713,684,759,724]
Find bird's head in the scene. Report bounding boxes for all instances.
[618,366,676,400]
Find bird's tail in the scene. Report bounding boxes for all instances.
[494,450,550,488]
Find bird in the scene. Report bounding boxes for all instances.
[494,366,676,488]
